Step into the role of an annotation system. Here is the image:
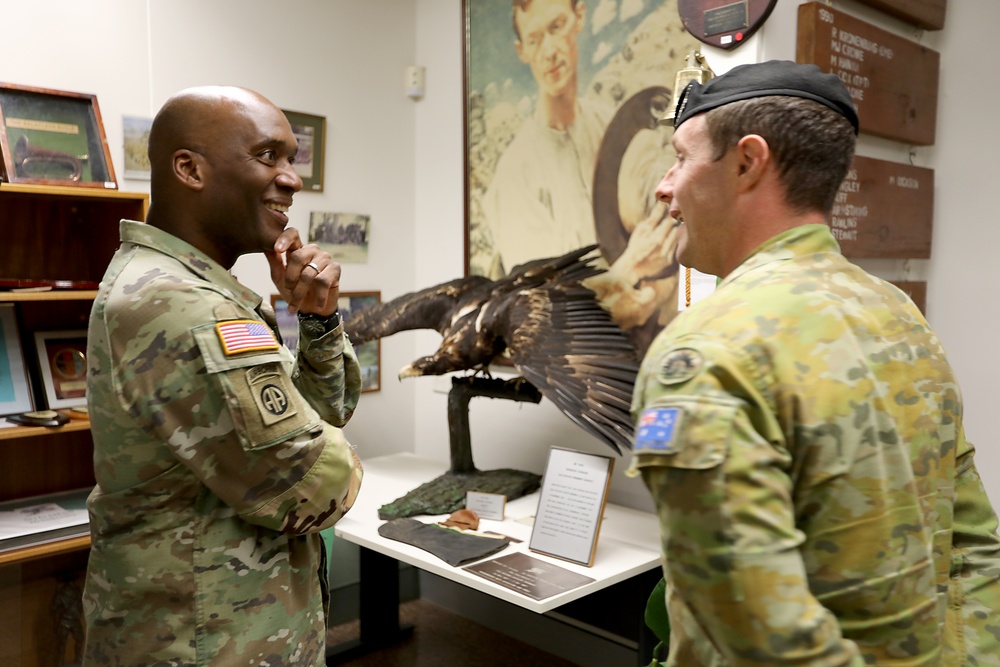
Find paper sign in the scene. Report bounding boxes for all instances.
[466,491,506,521]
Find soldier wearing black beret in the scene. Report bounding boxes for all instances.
[631,60,1000,666]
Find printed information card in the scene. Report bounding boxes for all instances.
[528,447,613,566]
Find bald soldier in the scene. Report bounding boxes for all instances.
[82,86,363,665]
[630,61,1000,665]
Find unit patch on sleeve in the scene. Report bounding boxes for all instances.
[658,347,703,385]
[246,364,299,426]
[634,407,683,453]
[216,319,280,355]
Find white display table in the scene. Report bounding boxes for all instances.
[327,452,663,664]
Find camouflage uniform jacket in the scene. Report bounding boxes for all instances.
[629,224,1000,666]
[83,220,364,666]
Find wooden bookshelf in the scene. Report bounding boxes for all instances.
[0,183,147,663]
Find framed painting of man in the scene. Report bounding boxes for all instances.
[463,0,701,355]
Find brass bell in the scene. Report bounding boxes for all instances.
[661,51,715,125]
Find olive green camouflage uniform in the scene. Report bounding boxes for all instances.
[629,225,1000,666]
[83,221,363,666]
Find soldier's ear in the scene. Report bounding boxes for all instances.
[734,134,768,190]
[172,149,206,191]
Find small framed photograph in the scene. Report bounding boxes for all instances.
[269,295,300,355]
[33,330,88,409]
[0,305,33,416]
[282,109,325,192]
[122,115,152,180]
[0,83,117,189]
[529,447,614,567]
[337,292,381,393]
[308,211,371,263]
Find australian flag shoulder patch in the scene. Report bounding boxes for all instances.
[634,407,683,453]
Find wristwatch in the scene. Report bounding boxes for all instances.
[297,310,341,337]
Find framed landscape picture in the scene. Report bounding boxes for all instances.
[337,292,381,393]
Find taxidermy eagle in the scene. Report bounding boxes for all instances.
[343,245,640,454]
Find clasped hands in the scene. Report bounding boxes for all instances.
[265,227,340,318]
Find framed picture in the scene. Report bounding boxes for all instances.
[270,293,381,393]
[33,330,88,409]
[462,1,701,357]
[0,83,117,189]
[282,109,326,192]
[122,115,152,180]
[0,305,33,416]
[308,211,371,264]
[337,292,381,393]
[270,295,300,355]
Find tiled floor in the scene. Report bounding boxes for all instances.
[326,598,580,666]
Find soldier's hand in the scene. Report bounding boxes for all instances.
[266,227,341,317]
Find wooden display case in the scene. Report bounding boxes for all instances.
[0,183,148,665]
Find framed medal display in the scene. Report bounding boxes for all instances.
[33,330,88,409]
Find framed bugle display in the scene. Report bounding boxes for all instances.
[0,83,118,189]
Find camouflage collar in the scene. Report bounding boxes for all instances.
[119,219,263,312]
[721,224,839,288]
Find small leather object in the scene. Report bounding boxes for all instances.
[7,410,70,427]
[440,508,480,531]
[378,518,510,567]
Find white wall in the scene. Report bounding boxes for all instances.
[4,0,997,566]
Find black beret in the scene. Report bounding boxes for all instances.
[670,60,859,134]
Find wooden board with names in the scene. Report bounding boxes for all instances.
[853,0,946,31]
[831,155,933,259]
[797,2,940,145]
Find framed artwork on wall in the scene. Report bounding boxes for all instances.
[337,292,381,393]
[270,295,300,355]
[282,109,326,192]
[270,292,381,393]
[0,83,117,189]
[122,115,152,180]
[462,0,702,357]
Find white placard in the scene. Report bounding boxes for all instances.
[466,491,506,521]
[528,447,614,567]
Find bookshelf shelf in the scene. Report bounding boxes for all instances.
[0,535,91,567]
[0,420,91,442]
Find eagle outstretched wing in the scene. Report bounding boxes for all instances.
[482,277,639,454]
[343,245,640,453]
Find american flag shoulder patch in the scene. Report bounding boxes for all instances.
[216,319,279,355]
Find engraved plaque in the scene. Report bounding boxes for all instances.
[830,155,933,259]
[854,0,946,31]
[678,0,778,51]
[797,2,940,145]
[889,281,927,315]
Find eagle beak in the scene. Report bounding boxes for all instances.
[398,364,421,380]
